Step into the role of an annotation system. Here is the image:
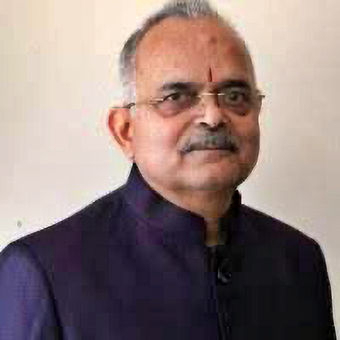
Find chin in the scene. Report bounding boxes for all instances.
[183,170,240,192]
[186,160,255,191]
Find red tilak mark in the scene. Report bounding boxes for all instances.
[208,67,213,82]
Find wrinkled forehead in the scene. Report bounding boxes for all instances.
[135,17,255,96]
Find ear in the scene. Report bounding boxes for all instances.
[108,107,135,161]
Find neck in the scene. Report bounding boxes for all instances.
[175,189,233,219]
[204,218,220,246]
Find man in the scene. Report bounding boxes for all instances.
[0,0,336,339]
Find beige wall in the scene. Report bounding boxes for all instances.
[1,0,339,333]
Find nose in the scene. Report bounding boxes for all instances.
[194,93,227,128]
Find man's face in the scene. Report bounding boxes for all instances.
[130,17,260,195]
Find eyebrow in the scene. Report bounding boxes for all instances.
[216,80,252,91]
[159,82,200,93]
[158,79,251,93]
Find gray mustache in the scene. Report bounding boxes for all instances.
[181,131,239,154]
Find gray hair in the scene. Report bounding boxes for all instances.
[119,0,231,103]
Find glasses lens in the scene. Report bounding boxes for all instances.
[153,87,262,116]
[218,86,253,114]
[158,92,197,115]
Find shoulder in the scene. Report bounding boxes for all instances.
[1,186,129,274]
[0,242,45,279]
[0,242,51,296]
[241,204,318,246]
[239,204,327,267]
[17,186,126,249]
[238,205,334,289]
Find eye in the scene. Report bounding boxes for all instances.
[223,87,250,105]
[156,91,195,116]
[162,92,191,103]
[219,86,252,115]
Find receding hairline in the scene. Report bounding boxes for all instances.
[136,16,247,56]
[135,17,255,85]
[118,0,254,102]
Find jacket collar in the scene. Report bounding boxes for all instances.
[121,163,242,246]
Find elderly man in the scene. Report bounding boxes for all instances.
[0,0,336,339]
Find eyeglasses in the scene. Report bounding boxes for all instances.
[123,85,265,117]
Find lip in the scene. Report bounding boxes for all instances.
[191,148,232,153]
[190,146,236,153]
[187,149,233,162]
[193,147,228,151]
[184,143,238,153]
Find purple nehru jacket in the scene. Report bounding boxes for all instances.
[0,164,336,339]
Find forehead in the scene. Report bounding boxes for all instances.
[135,17,254,95]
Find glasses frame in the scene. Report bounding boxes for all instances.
[123,90,265,115]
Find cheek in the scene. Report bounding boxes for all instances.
[132,116,180,162]
[236,118,260,154]
[245,125,260,161]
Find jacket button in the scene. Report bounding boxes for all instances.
[218,270,231,284]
